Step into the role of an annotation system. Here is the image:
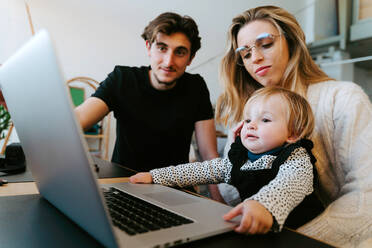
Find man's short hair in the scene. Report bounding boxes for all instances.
[141,12,201,58]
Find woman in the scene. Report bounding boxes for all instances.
[214,5,372,247]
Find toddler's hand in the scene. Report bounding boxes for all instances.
[129,172,153,184]
[223,200,273,234]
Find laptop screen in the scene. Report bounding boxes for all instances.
[0,30,117,247]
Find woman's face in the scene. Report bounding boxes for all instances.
[236,20,290,87]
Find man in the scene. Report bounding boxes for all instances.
[75,12,218,172]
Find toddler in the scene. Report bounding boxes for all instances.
[130,87,323,234]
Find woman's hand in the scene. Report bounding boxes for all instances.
[129,172,153,184]
[231,121,244,140]
[223,200,273,234]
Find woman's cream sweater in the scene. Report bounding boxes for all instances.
[298,81,372,247]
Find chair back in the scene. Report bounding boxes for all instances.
[66,77,111,160]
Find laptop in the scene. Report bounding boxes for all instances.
[0,30,238,248]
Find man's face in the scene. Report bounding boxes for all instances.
[146,32,194,90]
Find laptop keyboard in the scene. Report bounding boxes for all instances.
[103,187,194,236]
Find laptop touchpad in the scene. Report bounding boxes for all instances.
[144,192,198,206]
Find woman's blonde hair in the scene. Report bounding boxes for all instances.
[215,5,332,126]
[244,87,315,140]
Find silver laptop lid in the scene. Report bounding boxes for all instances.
[0,30,118,248]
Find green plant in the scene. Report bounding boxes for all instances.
[0,105,11,139]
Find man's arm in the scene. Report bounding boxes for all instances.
[194,119,218,160]
[74,97,110,131]
[194,119,226,203]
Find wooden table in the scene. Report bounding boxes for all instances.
[0,178,129,197]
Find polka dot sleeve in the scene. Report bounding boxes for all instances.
[150,157,232,187]
[247,147,314,231]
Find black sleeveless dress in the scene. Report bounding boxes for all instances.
[228,136,324,230]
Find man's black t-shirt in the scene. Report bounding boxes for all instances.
[92,66,214,171]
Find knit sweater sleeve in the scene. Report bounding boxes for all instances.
[149,157,232,187]
[248,147,314,231]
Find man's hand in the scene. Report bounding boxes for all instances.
[223,200,273,234]
[129,172,153,184]
[208,184,226,204]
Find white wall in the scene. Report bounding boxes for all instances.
[0,0,31,64]
[0,0,338,158]
[1,0,335,102]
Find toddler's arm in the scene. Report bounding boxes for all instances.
[248,147,314,231]
[223,200,273,234]
[150,157,231,187]
[131,158,231,187]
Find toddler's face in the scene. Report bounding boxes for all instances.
[240,94,294,154]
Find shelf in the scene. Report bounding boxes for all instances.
[308,0,372,70]
[308,35,345,54]
[347,38,372,69]
[84,134,105,139]
[350,19,372,41]
[351,0,372,41]
[349,0,372,68]
[308,0,351,54]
